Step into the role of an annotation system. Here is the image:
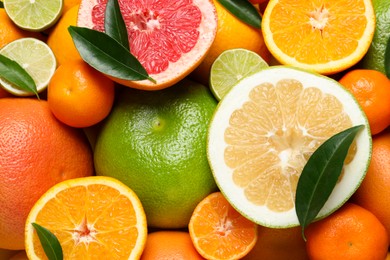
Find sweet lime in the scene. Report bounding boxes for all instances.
[94,79,218,228]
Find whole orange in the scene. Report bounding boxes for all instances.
[305,203,389,260]
[48,60,115,128]
[140,231,203,260]
[243,226,309,260]
[352,129,390,239]
[0,98,94,250]
[339,69,390,135]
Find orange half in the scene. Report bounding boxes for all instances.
[25,176,147,260]
[188,192,257,260]
[262,0,375,74]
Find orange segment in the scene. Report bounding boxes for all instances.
[188,192,257,260]
[262,0,375,74]
[25,176,147,260]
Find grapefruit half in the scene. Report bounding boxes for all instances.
[77,0,217,90]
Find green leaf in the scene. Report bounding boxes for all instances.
[0,2,3,8]
[68,26,155,83]
[217,0,261,28]
[384,36,390,78]
[0,54,38,98]
[104,0,130,50]
[295,125,364,241]
[32,223,63,260]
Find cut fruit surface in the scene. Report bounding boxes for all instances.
[210,48,268,100]
[207,66,371,227]
[77,0,217,90]
[4,0,63,31]
[0,38,56,96]
[262,0,375,74]
[25,176,147,260]
[188,192,257,260]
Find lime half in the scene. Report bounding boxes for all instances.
[4,0,63,31]
[0,38,56,96]
[210,48,268,101]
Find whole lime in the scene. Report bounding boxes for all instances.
[94,79,218,228]
[359,0,390,73]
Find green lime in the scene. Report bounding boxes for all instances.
[4,0,63,31]
[94,79,218,229]
[0,38,56,96]
[210,48,268,101]
[358,0,390,73]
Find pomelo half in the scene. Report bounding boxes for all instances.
[207,66,372,228]
[77,0,217,90]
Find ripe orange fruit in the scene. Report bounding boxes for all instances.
[47,5,82,66]
[140,231,203,260]
[305,203,389,260]
[262,0,375,75]
[25,176,147,259]
[352,129,390,239]
[0,9,40,49]
[63,0,81,13]
[190,0,271,86]
[189,192,258,260]
[0,98,94,250]
[77,0,217,90]
[48,60,115,128]
[339,69,390,135]
[243,226,309,260]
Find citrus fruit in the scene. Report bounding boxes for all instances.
[63,0,80,13]
[262,0,375,75]
[188,192,258,260]
[339,69,390,135]
[3,0,63,31]
[0,8,40,49]
[243,226,309,260]
[305,203,389,260]
[190,0,271,86]
[210,48,268,100]
[352,129,390,240]
[8,251,28,260]
[0,98,94,250]
[94,78,218,228]
[48,60,115,128]
[77,0,217,90]
[0,38,56,96]
[140,231,203,260]
[25,176,147,260]
[47,5,82,66]
[207,66,371,228]
[358,0,390,74]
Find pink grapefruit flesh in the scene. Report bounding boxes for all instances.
[77,0,217,90]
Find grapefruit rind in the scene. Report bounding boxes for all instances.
[77,0,218,90]
[25,176,147,260]
[207,66,372,228]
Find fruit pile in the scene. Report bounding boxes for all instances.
[1,0,390,259]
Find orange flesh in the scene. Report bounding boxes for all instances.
[224,79,353,212]
[32,184,141,259]
[269,0,368,64]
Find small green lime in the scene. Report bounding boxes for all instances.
[358,0,390,73]
[210,48,268,101]
[4,0,63,31]
[94,79,218,229]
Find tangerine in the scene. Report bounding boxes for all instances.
[0,98,94,250]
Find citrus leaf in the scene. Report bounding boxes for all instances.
[0,54,38,98]
[32,223,63,260]
[104,0,129,50]
[68,26,155,83]
[384,36,390,78]
[0,2,3,8]
[295,124,364,240]
[217,0,261,28]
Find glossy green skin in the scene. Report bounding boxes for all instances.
[94,78,218,229]
[358,0,390,73]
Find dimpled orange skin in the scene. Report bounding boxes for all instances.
[0,98,94,250]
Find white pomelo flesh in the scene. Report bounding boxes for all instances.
[207,66,371,227]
